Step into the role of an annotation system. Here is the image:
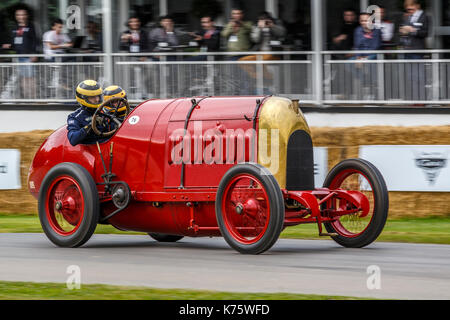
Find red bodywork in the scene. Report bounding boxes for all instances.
[28,97,369,237]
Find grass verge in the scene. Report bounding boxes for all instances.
[281,216,450,245]
[0,281,366,300]
[1,214,449,245]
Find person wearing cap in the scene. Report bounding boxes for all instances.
[102,85,130,121]
[67,80,108,146]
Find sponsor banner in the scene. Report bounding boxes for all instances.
[314,147,328,188]
[359,145,450,192]
[0,149,21,190]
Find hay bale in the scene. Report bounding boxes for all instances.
[311,126,450,218]
[1,126,450,218]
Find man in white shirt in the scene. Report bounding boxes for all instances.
[375,6,395,48]
[43,19,73,61]
[43,18,73,98]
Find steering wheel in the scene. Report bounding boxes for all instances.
[91,97,131,137]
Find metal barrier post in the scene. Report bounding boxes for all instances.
[12,57,19,99]
[307,54,313,99]
[323,54,331,99]
[207,55,215,96]
[432,53,440,101]
[160,55,168,98]
[283,53,292,95]
[102,0,113,86]
[256,54,264,95]
[312,0,323,106]
[121,56,130,95]
[377,53,385,100]
[399,53,406,100]
[55,56,62,99]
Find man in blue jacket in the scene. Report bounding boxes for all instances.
[67,80,108,146]
[353,12,381,60]
[349,13,382,99]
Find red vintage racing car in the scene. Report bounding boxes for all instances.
[28,96,388,254]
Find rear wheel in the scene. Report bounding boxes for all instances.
[216,163,285,254]
[38,163,99,247]
[148,233,184,242]
[323,159,388,248]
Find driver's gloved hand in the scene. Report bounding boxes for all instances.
[96,117,104,125]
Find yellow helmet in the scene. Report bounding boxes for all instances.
[103,85,128,115]
[75,80,103,109]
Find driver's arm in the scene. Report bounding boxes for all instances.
[67,113,90,147]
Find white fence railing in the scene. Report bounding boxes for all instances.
[322,50,450,105]
[0,54,104,103]
[0,50,449,106]
[113,52,313,102]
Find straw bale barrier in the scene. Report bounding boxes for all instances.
[311,126,450,218]
[1,126,449,218]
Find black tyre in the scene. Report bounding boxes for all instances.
[323,159,389,248]
[216,163,285,254]
[148,233,184,242]
[38,162,99,247]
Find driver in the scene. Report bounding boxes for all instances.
[102,85,129,121]
[67,80,109,146]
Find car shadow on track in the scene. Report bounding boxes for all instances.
[82,236,385,256]
[268,245,384,256]
[83,237,231,252]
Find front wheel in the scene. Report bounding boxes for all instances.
[216,163,285,255]
[38,163,99,247]
[323,159,389,248]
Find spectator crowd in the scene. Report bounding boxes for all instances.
[0,7,289,59]
[1,1,432,59]
[0,0,436,100]
[331,0,430,59]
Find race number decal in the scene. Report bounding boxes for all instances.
[129,116,140,125]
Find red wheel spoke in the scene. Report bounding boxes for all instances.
[221,174,270,245]
[328,170,374,237]
[46,176,84,236]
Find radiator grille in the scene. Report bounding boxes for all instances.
[286,130,315,191]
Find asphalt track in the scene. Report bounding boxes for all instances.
[0,233,449,300]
